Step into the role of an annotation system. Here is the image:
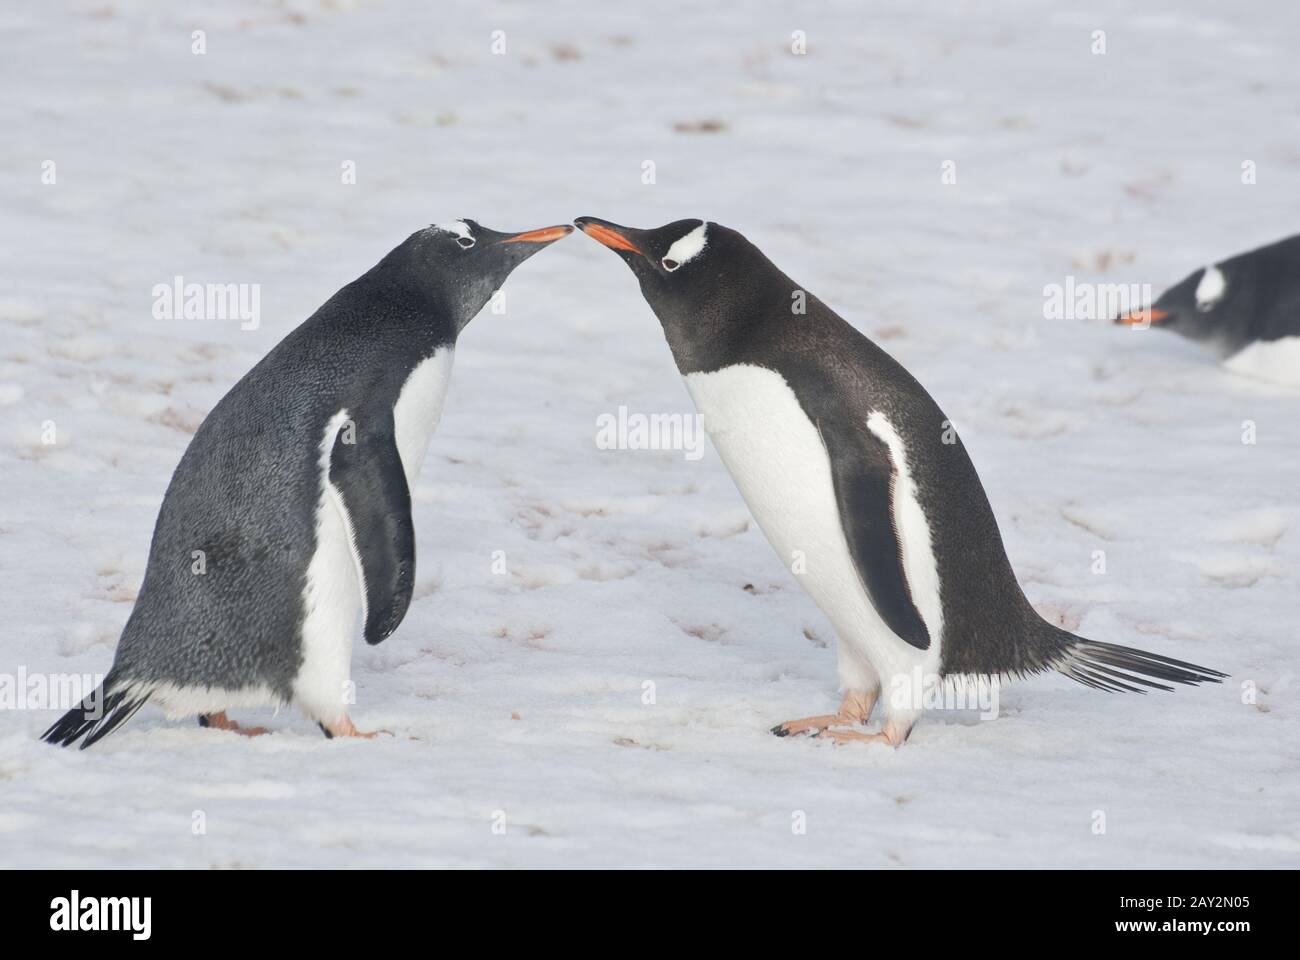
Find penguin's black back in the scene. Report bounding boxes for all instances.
[1222,233,1300,346]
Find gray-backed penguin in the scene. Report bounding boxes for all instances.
[577,216,1224,747]
[44,220,572,748]
[1116,234,1300,385]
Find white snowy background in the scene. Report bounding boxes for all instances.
[2,0,1297,868]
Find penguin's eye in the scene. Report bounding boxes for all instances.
[457,236,476,249]
[662,257,681,272]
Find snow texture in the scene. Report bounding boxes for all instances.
[1,0,1297,868]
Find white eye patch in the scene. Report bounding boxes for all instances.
[434,220,476,248]
[1195,264,1225,311]
[662,223,708,272]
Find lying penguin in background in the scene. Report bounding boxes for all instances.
[1116,234,1300,386]
[576,215,1224,747]
[44,220,572,748]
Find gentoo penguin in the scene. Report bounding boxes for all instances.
[576,216,1224,747]
[1116,234,1300,384]
[44,220,572,748]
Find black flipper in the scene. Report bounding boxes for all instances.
[328,415,415,646]
[817,419,931,651]
[42,680,151,749]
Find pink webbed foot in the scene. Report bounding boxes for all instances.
[198,711,271,737]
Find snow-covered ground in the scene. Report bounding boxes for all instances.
[2,0,1297,868]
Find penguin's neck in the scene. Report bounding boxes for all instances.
[657,271,811,376]
[334,275,464,358]
[655,289,762,375]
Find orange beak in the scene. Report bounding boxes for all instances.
[500,225,574,244]
[578,222,643,255]
[1115,307,1169,326]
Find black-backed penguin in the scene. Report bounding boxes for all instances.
[1117,234,1300,385]
[576,216,1224,747]
[44,220,572,748]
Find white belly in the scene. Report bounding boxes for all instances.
[296,410,363,724]
[684,364,942,690]
[393,347,455,486]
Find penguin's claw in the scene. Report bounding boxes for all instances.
[198,712,271,737]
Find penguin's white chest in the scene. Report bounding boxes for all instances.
[684,364,942,683]
[294,347,454,723]
[1223,336,1300,388]
[392,347,456,485]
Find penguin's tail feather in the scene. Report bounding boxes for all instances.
[1052,636,1226,693]
[41,680,151,749]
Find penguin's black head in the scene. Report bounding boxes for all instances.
[574,215,759,309]
[573,217,716,288]
[574,216,788,368]
[1115,261,1242,353]
[381,219,572,332]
